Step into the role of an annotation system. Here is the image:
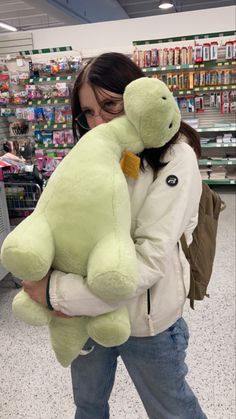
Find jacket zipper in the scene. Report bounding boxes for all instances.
[147,289,151,315]
[147,289,155,335]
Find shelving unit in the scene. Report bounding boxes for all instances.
[133,31,236,185]
[0,46,81,182]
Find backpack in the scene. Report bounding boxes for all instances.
[180,182,226,309]
[153,170,226,309]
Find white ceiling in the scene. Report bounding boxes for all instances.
[0,0,235,33]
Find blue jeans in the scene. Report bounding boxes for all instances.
[71,318,207,419]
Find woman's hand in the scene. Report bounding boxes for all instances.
[23,273,50,307]
[22,272,72,318]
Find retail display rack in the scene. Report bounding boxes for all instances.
[0,46,83,228]
[133,31,236,185]
[0,46,83,174]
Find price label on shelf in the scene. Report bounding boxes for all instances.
[48,100,51,104]
[223,144,229,147]
[47,78,51,82]
[54,99,58,103]
[38,100,42,104]
[62,124,66,128]
[189,65,194,68]
[55,144,58,148]
[176,66,180,69]
[39,78,43,82]
[230,180,235,184]
[161,67,166,71]
[54,124,58,129]
[56,76,60,81]
[228,161,233,165]
[44,124,48,129]
[65,99,69,103]
[67,76,72,80]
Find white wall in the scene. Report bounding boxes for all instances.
[30,6,236,57]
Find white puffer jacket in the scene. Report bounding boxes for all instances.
[50,140,202,336]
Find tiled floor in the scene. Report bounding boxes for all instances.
[0,191,235,419]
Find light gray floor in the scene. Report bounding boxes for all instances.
[0,192,235,419]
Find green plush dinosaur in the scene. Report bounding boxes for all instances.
[0,78,181,367]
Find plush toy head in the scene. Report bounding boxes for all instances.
[124,77,181,148]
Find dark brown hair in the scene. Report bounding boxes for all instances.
[71,52,201,172]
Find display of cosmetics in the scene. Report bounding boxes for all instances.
[157,69,236,91]
[133,39,236,68]
[133,46,194,67]
[29,56,83,78]
[193,70,236,86]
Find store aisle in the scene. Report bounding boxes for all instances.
[0,192,235,419]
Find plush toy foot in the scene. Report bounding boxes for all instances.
[87,234,137,300]
[49,317,89,367]
[87,307,131,347]
[0,213,54,280]
[12,290,52,326]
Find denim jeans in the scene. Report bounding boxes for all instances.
[71,318,207,419]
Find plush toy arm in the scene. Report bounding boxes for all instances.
[87,232,138,301]
[1,212,55,280]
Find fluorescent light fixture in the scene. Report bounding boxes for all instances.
[159,0,174,9]
[0,22,17,32]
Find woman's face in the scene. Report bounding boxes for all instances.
[78,83,124,130]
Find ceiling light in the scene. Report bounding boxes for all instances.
[0,22,17,32]
[159,1,174,9]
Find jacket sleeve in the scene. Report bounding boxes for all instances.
[50,143,202,316]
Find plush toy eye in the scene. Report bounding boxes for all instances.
[169,122,173,128]
[162,97,167,100]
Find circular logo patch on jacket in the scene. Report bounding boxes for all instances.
[166,175,178,186]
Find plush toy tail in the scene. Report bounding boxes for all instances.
[48,317,89,368]
[0,213,55,280]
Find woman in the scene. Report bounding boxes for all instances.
[23,52,207,419]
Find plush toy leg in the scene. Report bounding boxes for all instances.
[87,234,137,300]
[87,306,131,347]
[12,290,52,326]
[48,317,89,368]
[1,213,55,280]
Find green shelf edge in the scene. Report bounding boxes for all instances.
[32,123,72,130]
[26,75,76,83]
[198,127,236,133]
[19,46,72,55]
[133,31,236,46]
[203,179,236,185]
[141,60,236,73]
[36,143,74,149]
[199,159,236,166]
[201,142,236,148]
[28,98,70,105]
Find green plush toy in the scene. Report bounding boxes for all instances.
[0,78,181,367]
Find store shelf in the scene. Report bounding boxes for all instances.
[142,64,194,73]
[173,85,236,96]
[19,46,72,55]
[201,142,236,148]
[28,98,70,105]
[36,143,73,149]
[133,30,236,46]
[27,75,76,84]
[32,123,72,130]
[203,179,236,185]
[141,61,236,73]
[199,159,236,166]
[198,127,236,133]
